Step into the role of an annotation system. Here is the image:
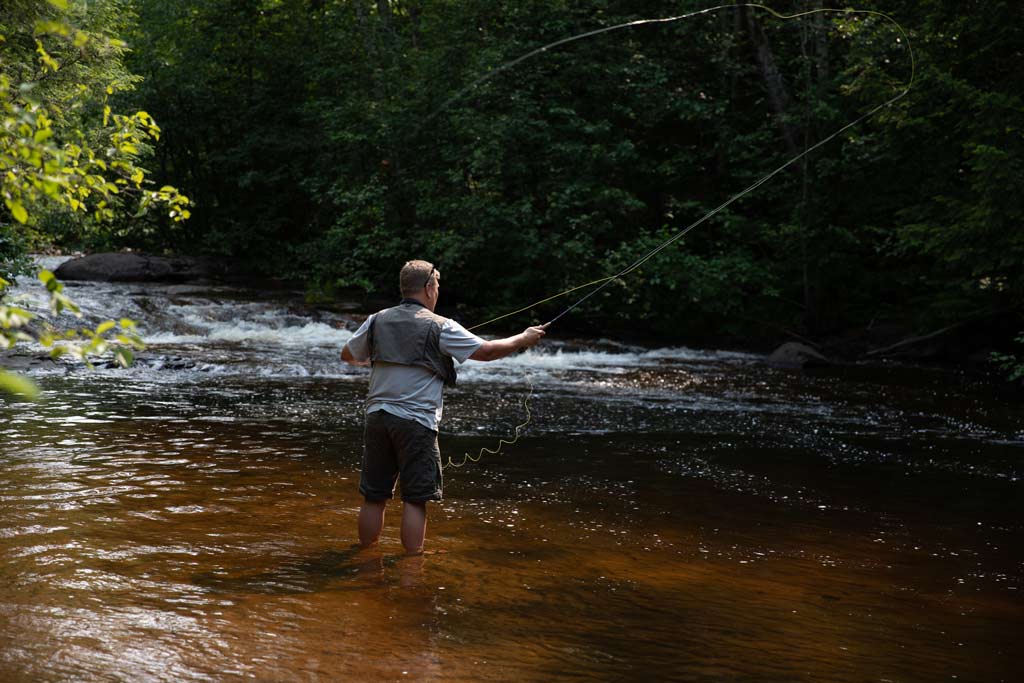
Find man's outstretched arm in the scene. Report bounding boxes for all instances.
[468,325,546,362]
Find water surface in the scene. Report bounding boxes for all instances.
[1,261,1021,681]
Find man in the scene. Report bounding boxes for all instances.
[341,259,546,554]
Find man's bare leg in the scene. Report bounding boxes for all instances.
[401,501,427,554]
[358,499,387,547]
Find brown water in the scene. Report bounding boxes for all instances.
[1,273,1022,682]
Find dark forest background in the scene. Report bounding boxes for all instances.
[3,0,1022,357]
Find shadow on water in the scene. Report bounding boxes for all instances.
[189,546,440,595]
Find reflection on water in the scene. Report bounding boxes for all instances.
[1,263,1022,681]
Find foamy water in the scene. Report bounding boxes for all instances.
[6,258,760,386]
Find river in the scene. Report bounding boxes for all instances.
[1,257,1021,682]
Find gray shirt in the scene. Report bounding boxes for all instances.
[345,314,484,431]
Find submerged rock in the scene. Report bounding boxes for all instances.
[0,353,60,372]
[767,341,831,368]
[55,253,209,282]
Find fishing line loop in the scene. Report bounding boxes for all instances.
[442,373,535,469]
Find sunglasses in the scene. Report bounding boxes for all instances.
[423,266,436,289]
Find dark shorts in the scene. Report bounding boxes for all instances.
[360,409,443,503]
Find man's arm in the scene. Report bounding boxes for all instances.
[468,325,546,362]
[341,344,369,366]
[341,315,373,366]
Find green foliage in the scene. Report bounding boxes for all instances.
[49,0,1019,342]
[0,270,146,398]
[991,333,1024,382]
[0,0,190,267]
[1,0,185,395]
[0,367,39,399]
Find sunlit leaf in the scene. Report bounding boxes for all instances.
[39,269,61,292]
[113,347,134,368]
[0,371,40,400]
[0,306,34,327]
[6,199,28,224]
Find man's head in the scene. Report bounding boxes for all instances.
[399,259,441,310]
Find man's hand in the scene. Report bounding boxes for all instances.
[519,324,547,349]
[469,323,547,362]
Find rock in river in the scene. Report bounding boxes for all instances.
[55,252,208,282]
[767,341,831,368]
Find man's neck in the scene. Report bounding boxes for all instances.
[402,294,434,312]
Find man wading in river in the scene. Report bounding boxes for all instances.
[341,260,546,554]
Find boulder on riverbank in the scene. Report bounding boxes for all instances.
[54,253,212,282]
[767,342,831,368]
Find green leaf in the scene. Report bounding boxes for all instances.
[113,347,134,368]
[39,269,60,292]
[6,199,28,224]
[115,333,145,349]
[0,371,40,400]
[96,321,116,335]
[45,0,68,9]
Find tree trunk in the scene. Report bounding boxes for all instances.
[741,7,798,155]
[813,2,829,85]
[716,7,743,176]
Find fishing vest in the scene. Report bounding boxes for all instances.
[368,300,457,387]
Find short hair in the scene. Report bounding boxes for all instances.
[399,260,439,296]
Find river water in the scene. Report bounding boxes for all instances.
[1,258,1022,682]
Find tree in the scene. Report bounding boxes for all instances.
[1,0,188,397]
[116,1,1024,350]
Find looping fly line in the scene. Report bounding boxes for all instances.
[443,375,535,469]
[438,4,915,469]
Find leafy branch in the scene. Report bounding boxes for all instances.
[991,333,1024,382]
[0,269,145,399]
[2,8,191,229]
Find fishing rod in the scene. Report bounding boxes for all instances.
[441,4,915,468]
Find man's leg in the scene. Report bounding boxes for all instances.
[392,416,441,555]
[358,411,398,547]
[358,499,387,548]
[400,501,427,554]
